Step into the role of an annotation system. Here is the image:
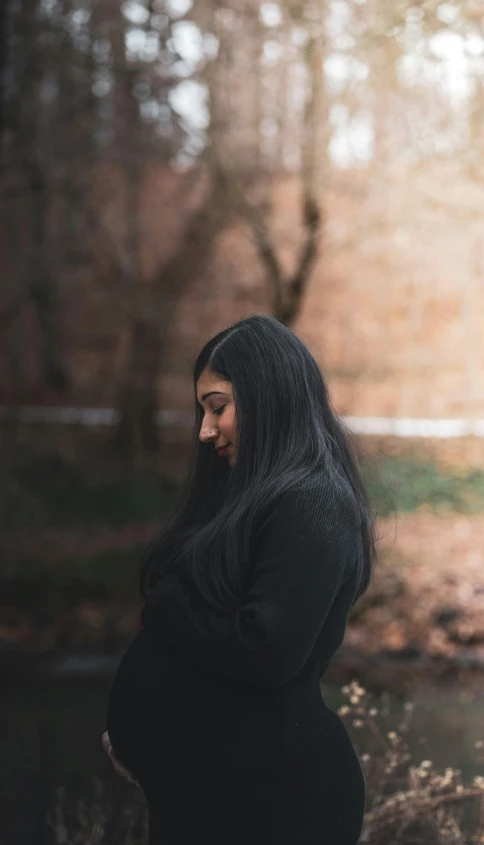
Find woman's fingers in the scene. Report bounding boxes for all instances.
[101,731,112,755]
[101,731,140,787]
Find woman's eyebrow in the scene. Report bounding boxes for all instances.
[200,391,229,402]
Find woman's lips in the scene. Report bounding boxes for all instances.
[216,445,229,457]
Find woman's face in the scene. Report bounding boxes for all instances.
[197,367,237,467]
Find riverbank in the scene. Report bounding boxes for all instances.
[2,450,484,688]
[3,640,484,845]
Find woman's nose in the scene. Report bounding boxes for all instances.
[200,425,217,442]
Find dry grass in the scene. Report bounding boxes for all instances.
[339,680,484,844]
[46,777,149,845]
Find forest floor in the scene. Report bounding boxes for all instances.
[347,508,484,661]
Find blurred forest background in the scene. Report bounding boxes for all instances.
[2,1,484,843]
[2,0,484,655]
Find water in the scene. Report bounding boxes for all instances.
[1,652,483,845]
[1,666,116,845]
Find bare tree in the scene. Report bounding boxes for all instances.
[1,0,69,399]
[3,0,483,457]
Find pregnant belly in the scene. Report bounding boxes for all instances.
[107,627,366,843]
[106,627,350,780]
[106,627,202,777]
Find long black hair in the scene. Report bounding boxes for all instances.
[139,314,378,608]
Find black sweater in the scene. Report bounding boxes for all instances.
[106,476,367,845]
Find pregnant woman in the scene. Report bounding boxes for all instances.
[104,314,377,845]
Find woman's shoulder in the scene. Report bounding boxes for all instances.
[267,470,360,531]
[250,473,360,574]
[283,469,357,507]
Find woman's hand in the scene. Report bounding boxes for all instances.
[101,731,140,788]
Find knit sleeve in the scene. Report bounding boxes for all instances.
[140,484,358,688]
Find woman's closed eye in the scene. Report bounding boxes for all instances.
[213,406,226,416]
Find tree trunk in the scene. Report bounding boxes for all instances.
[6,0,69,393]
[114,167,232,458]
[114,317,162,455]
